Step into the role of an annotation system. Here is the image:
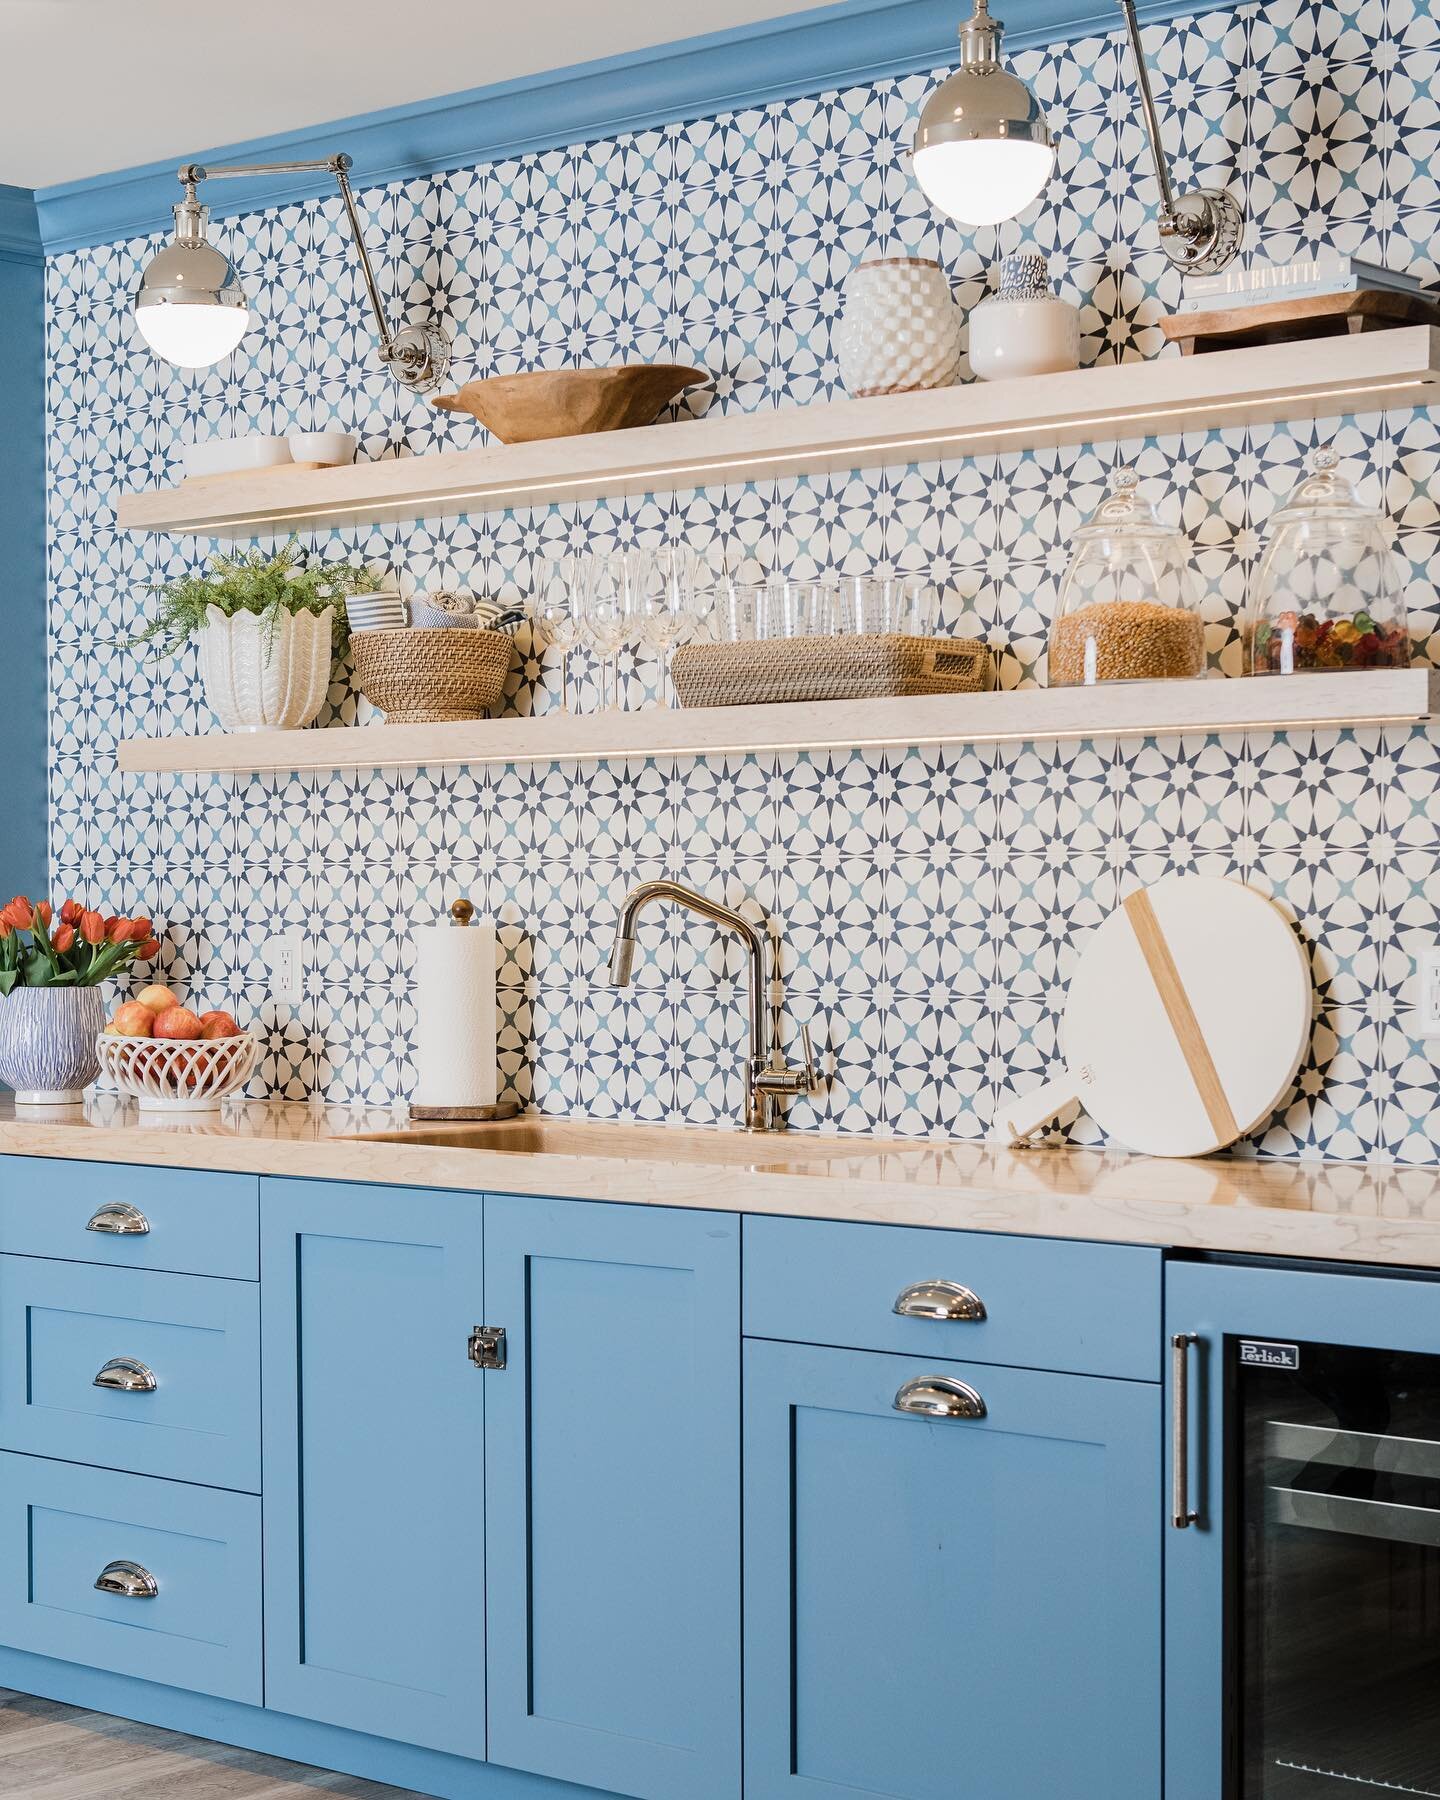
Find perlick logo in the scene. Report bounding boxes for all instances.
[1238,1340,1300,1371]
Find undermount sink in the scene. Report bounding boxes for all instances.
[344,1116,884,1165]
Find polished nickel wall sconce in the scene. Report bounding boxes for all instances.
[913,0,1243,275]
[133,153,451,391]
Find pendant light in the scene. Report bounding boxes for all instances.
[912,0,1243,274]
[911,0,1054,228]
[134,154,450,392]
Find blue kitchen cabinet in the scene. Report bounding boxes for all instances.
[260,1178,487,1761]
[1166,1258,1440,1800]
[483,1193,740,1800]
[744,1336,1162,1800]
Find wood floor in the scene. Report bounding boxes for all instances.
[0,1689,437,1798]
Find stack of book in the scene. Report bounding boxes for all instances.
[1177,255,1434,314]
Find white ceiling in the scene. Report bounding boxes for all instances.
[0,0,831,190]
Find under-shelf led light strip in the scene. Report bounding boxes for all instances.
[169,374,1432,535]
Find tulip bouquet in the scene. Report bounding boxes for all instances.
[0,898,159,998]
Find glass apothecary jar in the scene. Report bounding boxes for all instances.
[1247,448,1408,675]
[1048,469,1203,686]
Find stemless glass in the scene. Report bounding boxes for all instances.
[532,556,581,712]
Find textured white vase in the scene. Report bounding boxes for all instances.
[835,257,962,397]
[969,251,1081,382]
[197,604,335,732]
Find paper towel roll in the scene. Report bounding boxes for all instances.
[410,921,497,1110]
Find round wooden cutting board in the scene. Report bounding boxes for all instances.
[998,875,1312,1158]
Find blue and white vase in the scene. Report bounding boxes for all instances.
[968,251,1081,382]
[0,986,105,1105]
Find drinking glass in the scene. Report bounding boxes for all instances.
[631,546,700,704]
[583,553,628,711]
[531,557,581,712]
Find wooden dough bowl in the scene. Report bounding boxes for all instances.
[432,365,708,443]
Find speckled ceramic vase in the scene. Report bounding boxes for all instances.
[0,986,105,1104]
[968,251,1081,382]
[196,604,335,732]
[835,257,963,397]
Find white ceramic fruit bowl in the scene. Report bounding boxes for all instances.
[96,1032,260,1114]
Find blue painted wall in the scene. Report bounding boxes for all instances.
[0,186,45,903]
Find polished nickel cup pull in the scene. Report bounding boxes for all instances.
[93,1357,157,1394]
[893,1279,986,1322]
[893,1376,986,1420]
[94,1559,159,1600]
[86,1202,150,1236]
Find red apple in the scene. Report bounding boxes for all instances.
[152,1006,203,1041]
[198,1010,240,1038]
[134,984,180,1014]
[113,1002,154,1038]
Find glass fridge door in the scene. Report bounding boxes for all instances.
[1237,1336,1440,1797]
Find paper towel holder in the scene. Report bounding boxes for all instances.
[408,895,522,1124]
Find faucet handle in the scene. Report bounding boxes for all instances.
[798,1023,820,1093]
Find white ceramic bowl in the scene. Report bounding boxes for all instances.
[288,431,358,468]
[183,436,292,480]
[97,1031,260,1114]
[347,591,409,632]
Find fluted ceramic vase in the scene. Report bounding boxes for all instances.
[197,604,335,732]
[0,986,105,1104]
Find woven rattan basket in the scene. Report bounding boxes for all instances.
[351,628,514,724]
[671,633,993,708]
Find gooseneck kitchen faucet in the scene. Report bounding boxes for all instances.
[607,880,819,1131]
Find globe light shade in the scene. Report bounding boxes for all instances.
[912,134,1056,228]
[911,7,1055,229]
[134,216,250,370]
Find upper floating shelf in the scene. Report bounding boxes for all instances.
[115,329,1440,538]
[116,670,1438,778]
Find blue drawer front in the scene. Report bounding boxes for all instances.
[0,1452,262,1704]
[743,1215,1162,1381]
[0,1157,258,1279]
[0,1257,260,1491]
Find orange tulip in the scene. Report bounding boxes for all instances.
[34,902,51,929]
[79,910,105,945]
[135,938,160,961]
[59,900,83,927]
[2,898,32,930]
[51,923,75,953]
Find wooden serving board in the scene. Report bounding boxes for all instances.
[1162,289,1439,355]
[998,875,1311,1158]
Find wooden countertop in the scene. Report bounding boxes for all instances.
[2,1097,1438,1269]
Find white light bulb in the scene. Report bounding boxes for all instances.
[912,138,1056,228]
[135,301,250,370]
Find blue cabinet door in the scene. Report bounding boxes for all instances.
[484,1194,740,1800]
[1165,1259,1440,1800]
[744,1338,1161,1800]
[261,1179,486,1760]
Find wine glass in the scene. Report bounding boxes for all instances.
[630,546,698,706]
[531,557,580,712]
[583,553,628,711]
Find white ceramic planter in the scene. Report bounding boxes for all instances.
[197,604,335,732]
[0,986,105,1104]
[835,257,962,397]
[969,252,1081,382]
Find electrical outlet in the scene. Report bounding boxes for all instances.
[1421,949,1440,1038]
[262,928,304,1006]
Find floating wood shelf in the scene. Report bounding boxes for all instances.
[115,670,1439,777]
[115,330,1440,538]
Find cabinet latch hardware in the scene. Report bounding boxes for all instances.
[468,1325,506,1370]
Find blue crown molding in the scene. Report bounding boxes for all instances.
[35,0,1199,256]
[0,186,41,265]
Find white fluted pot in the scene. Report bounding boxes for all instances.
[835,257,962,398]
[196,604,335,732]
[0,986,105,1104]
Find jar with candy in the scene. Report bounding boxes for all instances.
[1247,447,1408,675]
[1049,468,1204,686]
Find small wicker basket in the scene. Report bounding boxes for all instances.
[670,633,993,708]
[352,628,514,724]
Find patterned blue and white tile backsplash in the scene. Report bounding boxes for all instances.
[45,0,1440,1160]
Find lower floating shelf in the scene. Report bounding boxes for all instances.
[113,670,1438,777]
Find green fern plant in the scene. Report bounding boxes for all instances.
[128,540,383,663]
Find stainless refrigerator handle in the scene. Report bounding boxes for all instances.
[1172,1332,1199,1529]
